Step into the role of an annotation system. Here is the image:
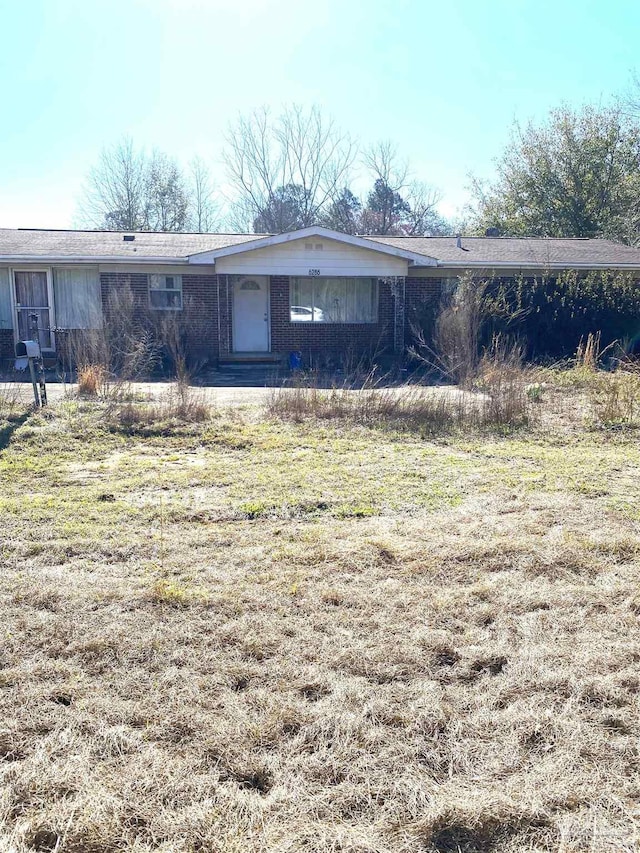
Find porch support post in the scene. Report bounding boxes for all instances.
[383,276,406,354]
[219,274,231,355]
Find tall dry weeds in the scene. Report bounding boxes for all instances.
[105,384,211,434]
[76,363,107,397]
[0,383,24,417]
[268,370,530,434]
[411,274,527,388]
[587,369,640,427]
[67,289,209,397]
[575,331,602,371]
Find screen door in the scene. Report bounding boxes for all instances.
[14,271,53,349]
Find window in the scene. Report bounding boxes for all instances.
[442,276,460,295]
[290,277,377,323]
[149,274,182,310]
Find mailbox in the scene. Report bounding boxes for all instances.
[15,340,41,359]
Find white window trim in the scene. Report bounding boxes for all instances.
[10,267,56,351]
[149,273,183,311]
[290,276,378,325]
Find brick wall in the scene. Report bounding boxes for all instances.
[182,275,218,361]
[406,277,444,315]
[100,272,219,363]
[0,329,14,361]
[100,272,150,311]
[95,271,444,368]
[405,277,444,343]
[268,276,395,367]
[3,272,445,372]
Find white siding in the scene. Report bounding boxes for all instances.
[53,267,102,328]
[0,268,11,329]
[214,237,408,277]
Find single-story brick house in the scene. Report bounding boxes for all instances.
[2,225,640,368]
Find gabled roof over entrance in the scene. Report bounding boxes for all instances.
[186,226,438,267]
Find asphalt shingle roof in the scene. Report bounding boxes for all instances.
[1,228,640,268]
[369,235,640,267]
[0,229,263,259]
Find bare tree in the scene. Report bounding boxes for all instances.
[401,181,447,236]
[361,141,411,234]
[188,156,219,232]
[360,141,445,236]
[80,138,147,230]
[80,139,191,232]
[144,152,190,232]
[223,105,357,233]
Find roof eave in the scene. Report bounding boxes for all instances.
[438,260,640,270]
[0,255,191,264]
[188,225,439,267]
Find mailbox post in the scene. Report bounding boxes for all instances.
[15,314,47,407]
[15,339,41,406]
[28,312,47,406]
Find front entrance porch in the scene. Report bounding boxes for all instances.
[216,271,404,368]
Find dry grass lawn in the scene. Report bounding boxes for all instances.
[1,376,640,851]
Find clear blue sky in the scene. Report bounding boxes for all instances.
[0,0,637,229]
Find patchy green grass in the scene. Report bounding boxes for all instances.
[1,379,640,852]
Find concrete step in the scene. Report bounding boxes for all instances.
[219,352,283,365]
[217,363,288,376]
[200,366,285,387]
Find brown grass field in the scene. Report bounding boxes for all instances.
[1,373,639,852]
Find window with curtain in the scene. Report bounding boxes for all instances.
[53,268,102,328]
[290,277,377,323]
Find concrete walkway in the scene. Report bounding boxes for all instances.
[2,380,470,412]
[2,380,276,407]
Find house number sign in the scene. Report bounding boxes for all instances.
[308,268,321,276]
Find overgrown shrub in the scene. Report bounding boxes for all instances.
[485,270,640,359]
[432,276,487,385]
[409,274,525,386]
[66,287,209,387]
[411,270,640,369]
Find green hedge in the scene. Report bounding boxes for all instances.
[485,271,640,359]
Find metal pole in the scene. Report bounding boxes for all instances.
[28,312,47,406]
[27,357,40,407]
[36,357,47,406]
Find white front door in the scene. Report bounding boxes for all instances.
[232,276,270,352]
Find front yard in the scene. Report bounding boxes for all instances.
[1,378,639,851]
